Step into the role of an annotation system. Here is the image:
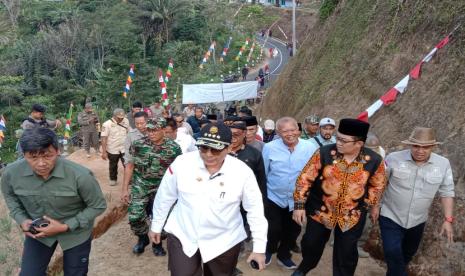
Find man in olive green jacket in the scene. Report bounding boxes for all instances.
[1,127,107,276]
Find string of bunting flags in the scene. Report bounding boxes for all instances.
[235,38,250,61]
[247,40,256,63]
[0,115,6,146]
[200,42,216,69]
[122,64,135,98]
[159,69,169,107]
[64,103,74,139]
[357,25,461,122]
[220,37,233,62]
[165,59,174,83]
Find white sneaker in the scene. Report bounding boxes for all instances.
[86,154,91,158]
[109,180,117,186]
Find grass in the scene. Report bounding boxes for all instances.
[0,195,23,276]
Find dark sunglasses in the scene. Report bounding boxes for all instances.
[198,145,223,155]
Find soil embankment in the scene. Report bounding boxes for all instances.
[259,0,465,274]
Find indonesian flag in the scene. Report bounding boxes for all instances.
[159,70,169,107]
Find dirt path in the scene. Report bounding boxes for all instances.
[66,149,386,276]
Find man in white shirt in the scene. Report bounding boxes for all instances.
[164,118,197,154]
[150,123,268,275]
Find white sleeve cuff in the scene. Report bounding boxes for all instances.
[252,240,267,254]
[150,220,164,233]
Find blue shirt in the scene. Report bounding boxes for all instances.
[263,138,318,211]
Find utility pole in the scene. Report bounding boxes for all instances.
[292,0,296,55]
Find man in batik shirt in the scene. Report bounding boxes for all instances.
[291,118,387,276]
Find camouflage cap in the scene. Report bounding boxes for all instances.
[304,114,320,124]
[146,117,166,129]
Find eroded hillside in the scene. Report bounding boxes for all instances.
[260,0,465,274]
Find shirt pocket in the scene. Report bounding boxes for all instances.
[420,172,442,199]
[50,191,81,211]
[15,189,43,215]
[209,189,240,217]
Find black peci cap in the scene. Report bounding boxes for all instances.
[338,118,370,141]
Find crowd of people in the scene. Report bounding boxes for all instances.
[0,100,456,276]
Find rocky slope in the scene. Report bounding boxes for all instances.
[260,0,465,274]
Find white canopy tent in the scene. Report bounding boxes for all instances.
[182,81,259,104]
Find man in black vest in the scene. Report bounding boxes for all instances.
[21,104,61,130]
[291,118,387,276]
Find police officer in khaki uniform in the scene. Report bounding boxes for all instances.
[77,103,100,158]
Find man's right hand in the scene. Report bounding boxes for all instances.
[121,190,130,204]
[149,231,161,244]
[292,210,306,226]
[20,219,36,238]
[101,151,108,160]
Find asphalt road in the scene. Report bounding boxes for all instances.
[247,34,291,87]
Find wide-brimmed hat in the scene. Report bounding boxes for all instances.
[401,127,442,146]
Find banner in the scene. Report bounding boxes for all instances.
[182,81,259,104]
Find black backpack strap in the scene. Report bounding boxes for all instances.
[313,136,323,147]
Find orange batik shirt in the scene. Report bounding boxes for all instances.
[294,145,387,232]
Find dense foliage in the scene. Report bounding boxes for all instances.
[0,0,275,161]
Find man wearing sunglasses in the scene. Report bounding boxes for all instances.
[292,118,387,276]
[226,118,267,276]
[150,123,268,275]
[126,117,182,257]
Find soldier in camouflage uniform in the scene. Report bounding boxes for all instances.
[127,117,182,256]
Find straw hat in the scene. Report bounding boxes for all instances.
[401,127,442,146]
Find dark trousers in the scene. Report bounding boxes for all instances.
[167,234,241,276]
[108,152,125,181]
[379,216,426,276]
[20,236,92,276]
[265,200,301,260]
[82,131,99,153]
[297,213,366,276]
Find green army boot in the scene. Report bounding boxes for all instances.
[133,234,150,254]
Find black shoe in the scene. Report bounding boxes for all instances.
[152,243,167,256]
[291,245,301,253]
[232,267,243,276]
[132,234,150,254]
[291,270,306,276]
